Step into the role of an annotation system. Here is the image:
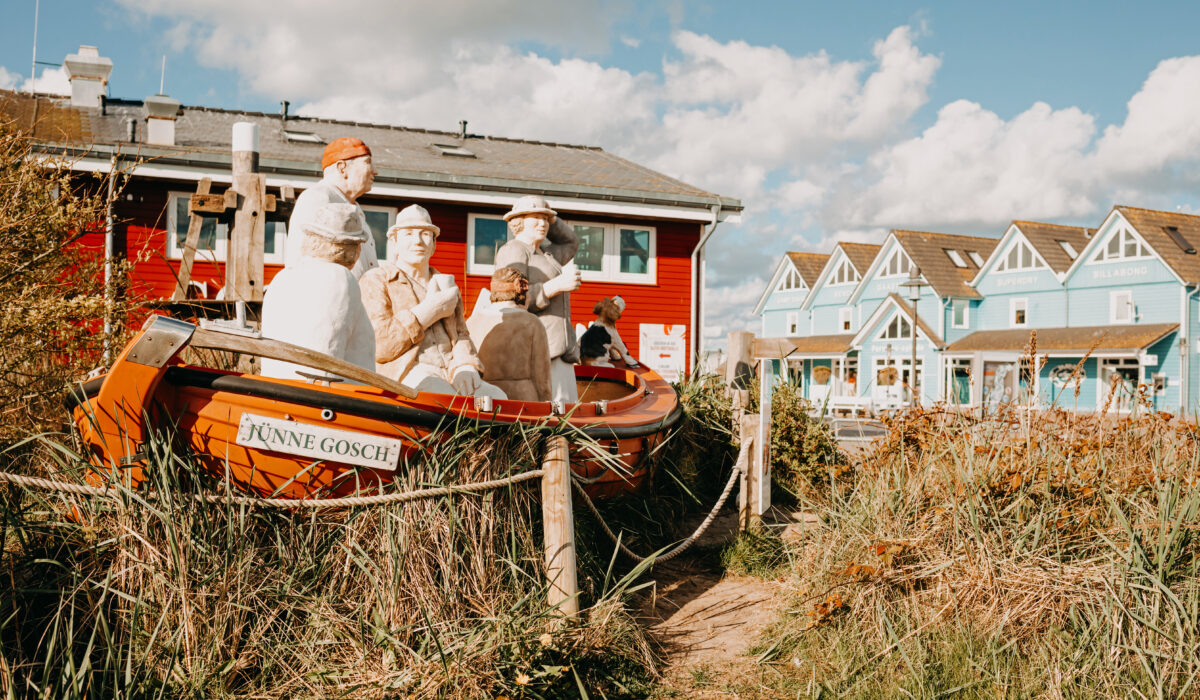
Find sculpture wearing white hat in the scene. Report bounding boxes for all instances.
[261,203,377,381]
[494,195,582,403]
[359,204,506,399]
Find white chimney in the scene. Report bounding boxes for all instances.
[63,45,112,108]
[145,94,181,146]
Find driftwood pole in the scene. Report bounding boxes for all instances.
[226,122,267,302]
[727,330,772,530]
[541,435,578,616]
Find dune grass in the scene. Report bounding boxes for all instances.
[0,419,667,698]
[736,406,1200,698]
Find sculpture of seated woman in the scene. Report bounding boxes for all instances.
[358,205,506,399]
[465,267,552,402]
[260,203,376,382]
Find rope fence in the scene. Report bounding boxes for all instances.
[0,469,545,509]
[572,438,750,564]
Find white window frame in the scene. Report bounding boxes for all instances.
[828,257,859,286]
[466,213,510,276]
[360,204,398,264]
[1110,290,1134,324]
[568,220,657,284]
[786,311,799,335]
[944,249,966,268]
[1100,357,1140,412]
[951,299,969,329]
[1091,227,1153,264]
[166,190,284,264]
[995,238,1045,273]
[838,307,853,332]
[469,215,657,284]
[880,247,913,278]
[1010,298,1028,328]
[880,313,913,340]
[776,266,803,292]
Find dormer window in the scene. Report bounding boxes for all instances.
[776,267,804,291]
[1092,227,1151,263]
[829,258,860,286]
[880,313,913,340]
[996,238,1045,272]
[880,248,912,277]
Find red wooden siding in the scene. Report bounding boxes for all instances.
[111,179,700,370]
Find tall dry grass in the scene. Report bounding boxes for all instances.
[753,406,1200,698]
[0,419,660,698]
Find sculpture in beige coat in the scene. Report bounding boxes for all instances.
[466,267,552,402]
[358,205,506,399]
[494,195,581,403]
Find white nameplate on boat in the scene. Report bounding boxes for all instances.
[236,413,402,471]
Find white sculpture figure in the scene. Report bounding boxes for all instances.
[286,137,379,279]
[588,296,638,367]
[494,195,581,403]
[465,267,552,402]
[261,203,376,381]
[358,204,506,399]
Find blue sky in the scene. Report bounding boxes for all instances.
[4,1,1200,345]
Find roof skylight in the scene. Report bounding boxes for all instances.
[1164,226,1196,255]
[966,251,984,266]
[1057,240,1078,259]
[282,130,324,144]
[433,143,475,158]
[944,249,966,268]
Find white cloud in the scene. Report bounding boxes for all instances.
[0,66,18,90]
[823,53,1200,234]
[1093,55,1200,179]
[1,66,71,95]
[841,99,1097,229]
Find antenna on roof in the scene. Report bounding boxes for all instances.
[29,0,39,94]
[159,55,166,94]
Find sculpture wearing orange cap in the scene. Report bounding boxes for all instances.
[285,137,380,279]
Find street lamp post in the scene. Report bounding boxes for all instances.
[898,265,927,406]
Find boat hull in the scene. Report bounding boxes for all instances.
[70,323,680,500]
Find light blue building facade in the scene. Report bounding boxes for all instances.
[756,206,1200,415]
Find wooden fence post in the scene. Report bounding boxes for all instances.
[541,435,578,616]
[737,413,760,530]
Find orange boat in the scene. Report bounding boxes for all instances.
[68,316,681,500]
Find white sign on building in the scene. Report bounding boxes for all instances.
[638,323,687,382]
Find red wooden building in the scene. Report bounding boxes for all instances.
[3,48,741,376]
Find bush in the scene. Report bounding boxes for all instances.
[769,380,842,492]
[0,112,134,441]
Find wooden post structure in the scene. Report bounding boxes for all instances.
[727,331,775,530]
[170,122,293,304]
[226,122,267,302]
[541,435,578,616]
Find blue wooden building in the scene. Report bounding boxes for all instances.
[756,205,1200,415]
